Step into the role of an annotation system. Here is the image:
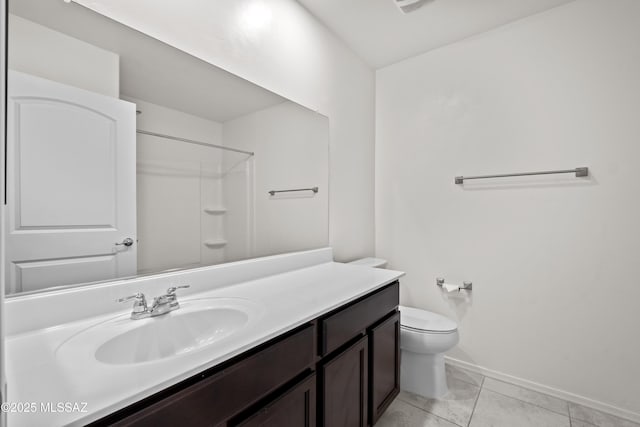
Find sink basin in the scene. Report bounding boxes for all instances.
[95,307,248,364]
[56,298,262,365]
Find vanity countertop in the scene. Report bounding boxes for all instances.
[5,259,404,426]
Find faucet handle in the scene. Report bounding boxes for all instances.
[166,285,190,295]
[117,293,149,319]
[117,292,148,313]
[117,292,145,303]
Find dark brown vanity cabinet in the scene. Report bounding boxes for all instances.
[318,282,400,426]
[93,281,399,427]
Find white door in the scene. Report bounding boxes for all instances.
[5,71,137,294]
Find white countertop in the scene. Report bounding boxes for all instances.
[6,257,403,426]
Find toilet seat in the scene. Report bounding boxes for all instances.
[400,306,457,334]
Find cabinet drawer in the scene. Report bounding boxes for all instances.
[319,282,398,356]
[109,324,315,427]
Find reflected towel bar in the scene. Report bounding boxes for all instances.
[455,167,588,184]
[268,187,319,196]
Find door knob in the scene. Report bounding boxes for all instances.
[115,238,134,247]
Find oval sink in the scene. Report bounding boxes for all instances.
[56,298,262,365]
[96,307,248,364]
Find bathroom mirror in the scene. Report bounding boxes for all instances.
[4,0,329,296]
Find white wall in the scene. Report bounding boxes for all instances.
[73,0,375,262]
[8,14,118,97]
[376,0,640,419]
[130,97,226,273]
[223,102,329,259]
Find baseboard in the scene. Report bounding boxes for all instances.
[445,356,640,424]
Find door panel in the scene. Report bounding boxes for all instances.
[5,71,136,294]
[15,99,118,227]
[13,255,117,293]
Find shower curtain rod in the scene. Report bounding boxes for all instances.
[136,129,255,156]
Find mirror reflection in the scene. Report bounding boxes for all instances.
[5,0,329,296]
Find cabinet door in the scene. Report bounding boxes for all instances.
[320,336,368,427]
[236,374,316,427]
[369,312,400,425]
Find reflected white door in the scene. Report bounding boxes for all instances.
[5,71,137,294]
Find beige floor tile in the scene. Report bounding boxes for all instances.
[469,389,570,427]
[375,399,460,427]
[398,376,481,426]
[570,420,598,427]
[482,377,569,415]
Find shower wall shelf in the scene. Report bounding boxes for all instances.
[203,208,227,214]
[204,239,227,248]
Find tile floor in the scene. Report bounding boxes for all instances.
[376,364,640,427]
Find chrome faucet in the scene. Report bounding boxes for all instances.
[118,285,190,319]
[149,285,190,316]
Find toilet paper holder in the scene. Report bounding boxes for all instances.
[436,277,472,291]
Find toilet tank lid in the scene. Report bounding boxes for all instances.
[399,306,458,333]
[348,257,387,268]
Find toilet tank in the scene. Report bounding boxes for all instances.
[348,257,388,268]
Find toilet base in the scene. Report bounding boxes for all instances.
[400,350,449,399]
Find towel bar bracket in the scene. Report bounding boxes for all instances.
[575,167,589,177]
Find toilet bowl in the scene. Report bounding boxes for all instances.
[399,305,459,398]
[348,258,459,399]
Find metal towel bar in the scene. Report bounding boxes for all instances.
[455,167,588,184]
[268,187,319,196]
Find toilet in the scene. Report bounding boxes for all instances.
[398,305,459,398]
[349,258,459,399]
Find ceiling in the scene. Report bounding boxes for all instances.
[297,0,576,68]
[10,0,286,123]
